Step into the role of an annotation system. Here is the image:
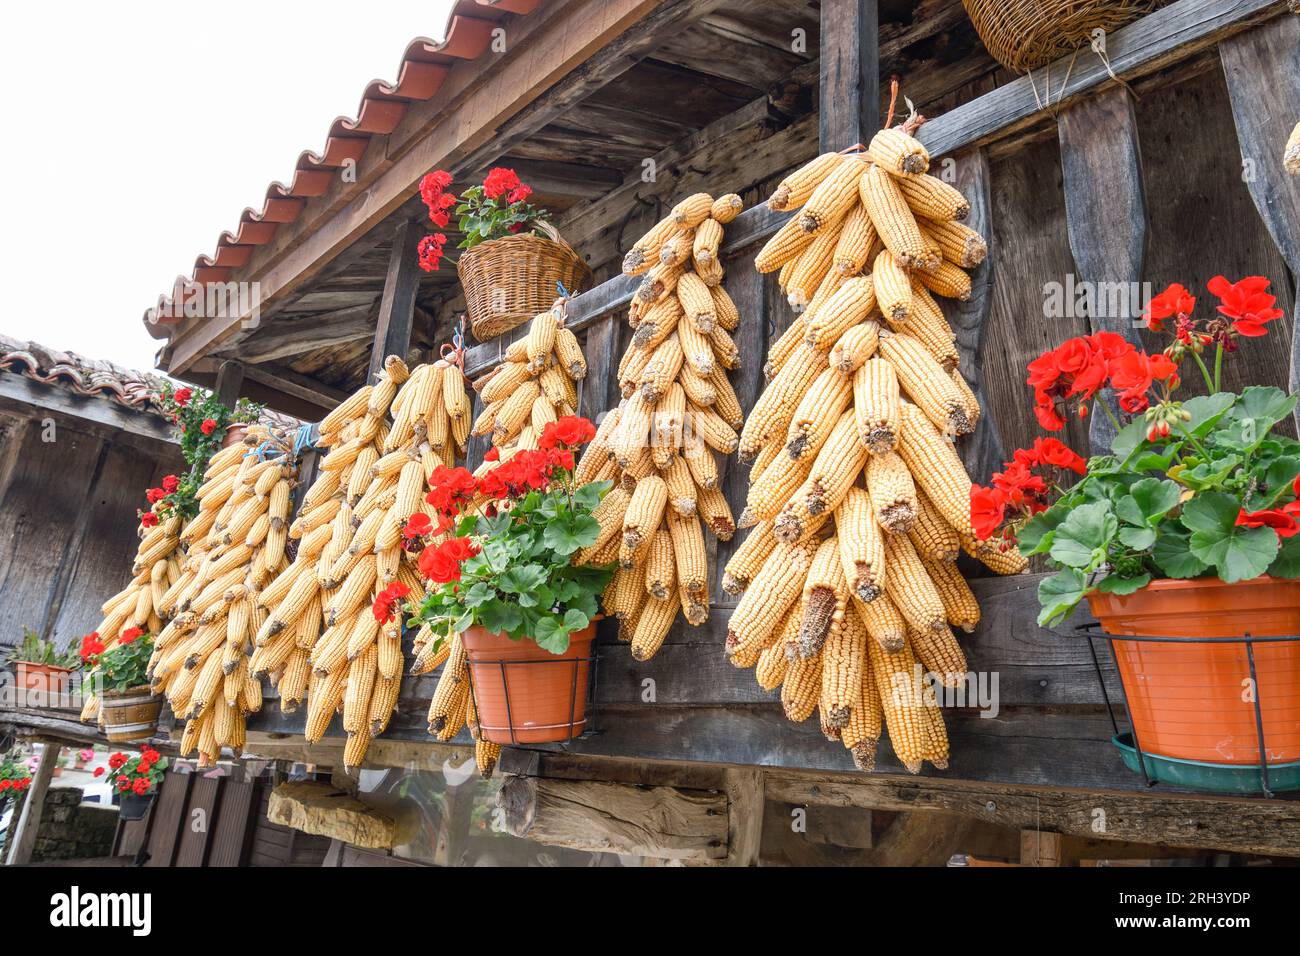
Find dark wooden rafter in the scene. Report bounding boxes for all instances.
[1058,87,1149,454]
[819,0,880,151]
[368,219,424,381]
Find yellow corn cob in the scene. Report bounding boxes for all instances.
[860,164,932,269]
[650,383,685,469]
[539,362,577,409]
[837,487,886,603]
[896,173,969,221]
[768,152,842,211]
[635,260,685,308]
[638,334,684,403]
[631,591,679,661]
[784,225,840,309]
[633,297,683,353]
[574,486,631,565]
[832,203,878,276]
[327,556,377,626]
[676,272,717,335]
[867,450,918,533]
[739,344,828,459]
[667,510,708,599]
[925,556,980,633]
[897,403,973,535]
[678,311,715,378]
[781,651,823,723]
[922,217,987,267]
[786,366,854,462]
[709,366,744,430]
[662,455,698,516]
[741,448,809,527]
[804,276,876,350]
[696,483,735,541]
[410,632,452,676]
[659,229,694,267]
[798,156,865,235]
[797,537,848,658]
[755,213,816,273]
[683,443,719,491]
[721,519,775,595]
[764,316,808,382]
[868,635,928,773]
[775,411,867,542]
[908,622,967,688]
[880,333,969,436]
[491,379,541,443]
[821,597,866,727]
[868,127,930,176]
[910,491,961,563]
[671,192,713,227]
[613,392,652,469]
[950,367,982,428]
[904,282,960,371]
[842,637,883,768]
[883,533,946,635]
[525,311,559,375]
[643,527,676,599]
[427,635,468,736]
[696,256,725,288]
[917,260,972,301]
[830,320,880,375]
[678,361,716,407]
[621,475,668,568]
[726,538,814,659]
[873,248,913,325]
[691,218,724,270]
[711,285,740,333]
[754,604,798,688]
[367,677,401,736]
[856,589,906,652]
[551,327,587,382]
[277,649,310,712]
[623,215,682,275]
[960,531,1029,575]
[690,403,738,456]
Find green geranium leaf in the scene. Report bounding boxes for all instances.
[1189,522,1279,584]
[1131,449,1178,472]
[461,582,495,609]
[532,616,572,654]
[1117,526,1156,550]
[1182,392,1237,437]
[1096,572,1151,595]
[1252,456,1300,510]
[1128,478,1182,523]
[477,599,523,636]
[563,608,590,633]
[1231,386,1296,429]
[498,564,549,595]
[1048,501,1117,569]
[1017,510,1063,556]
[1268,534,1300,579]
[1110,419,1149,463]
[1037,568,1091,627]
[1180,492,1239,535]
[574,480,612,512]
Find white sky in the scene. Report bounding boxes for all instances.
[0,0,457,372]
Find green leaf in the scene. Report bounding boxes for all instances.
[563,608,590,633]
[477,599,523,636]
[1252,456,1300,509]
[1117,526,1156,550]
[1231,386,1296,429]
[531,616,572,654]
[1131,449,1178,473]
[1127,478,1182,523]
[1017,510,1063,556]
[1037,568,1091,627]
[1268,534,1300,579]
[1096,572,1151,595]
[1110,419,1149,462]
[1182,392,1237,437]
[1048,502,1117,570]
[461,582,495,609]
[1180,492,1241,535]
[1183,493,1280,583]
[498,564,548,595]
[574,480,612,512]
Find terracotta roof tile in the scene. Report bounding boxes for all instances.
[147,0,541,331]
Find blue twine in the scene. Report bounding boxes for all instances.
[555,280,573,300]
[292,423,319,459]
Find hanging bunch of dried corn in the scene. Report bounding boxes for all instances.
[142,424,299,767]
[568,192,745,662]
[79,503,188,724]
[251,354,470,770]
[731,125,1026,774]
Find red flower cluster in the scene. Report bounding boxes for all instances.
[140,511,159,529]
[173,387,192,407]
[418,536,480,584]
[145,487,166,504]
[1109,350,1178,415]
[1026,331,1178,429]
[418,233,448,273]
[0,777,31,792]
[419,170,457,228]
[425,465,477,519]
[483,167,520,201]
[162,474,180,494]
[80,631,105,664]
[199,418,218,436]
[1208,275,1284,337]
[119,626,143,645]
[372,581,411,624]
[970,437,1087,541]
[1235,475,1300,539]
[1142,283,1195,332]
[108,752,127,770]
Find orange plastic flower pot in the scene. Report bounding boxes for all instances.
[461,623,596,745]
[1088,576,1300,764]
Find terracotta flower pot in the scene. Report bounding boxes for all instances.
[1088,576,1300,765]
[14,662,74,707]
[461,623,596,744]
[222,424,250,449]
[99,685,163,744]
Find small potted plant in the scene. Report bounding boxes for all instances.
[73,748,95,771]
[406,416,614,743]
[974,275,1300,789]
[417,167,591,340]
[0,751,33,804]
[95,745,168,820]
[81,627,162,743]
[6,627,79,706]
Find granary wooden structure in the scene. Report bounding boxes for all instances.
[16,0,1298,865]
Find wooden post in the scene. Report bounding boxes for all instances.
[6,742,59,865]
[819,0,880,151]
[1020,828,1064,867]
[719,769,765,867]
[1219,15,1300,427]
[368,219,424,382]
[1057,88,1149,454]
[214,360,245,407]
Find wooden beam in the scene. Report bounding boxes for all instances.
[497,774,728,861]
[240,363,349,411]
[718,769,764,867]
[870,811,973,866]
[0,375,176,450]
[819,0,880,151]
[214,359,245,407]
[233,303,376,365]
[1058,88,1149,453]
[164,0,727,374]
[368,220,423,380]
[267,780,396,849]
[6,742,59,865]
[1218,15,1300,426]
[1020,828,1064,866]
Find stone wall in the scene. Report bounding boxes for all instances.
[3,786,118,862]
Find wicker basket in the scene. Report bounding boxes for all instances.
[457,229,592,341]
[962,0,1157,74]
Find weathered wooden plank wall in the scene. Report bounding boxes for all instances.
[0,408,180,651]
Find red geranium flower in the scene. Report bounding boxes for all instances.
[372,581,412,623]
[1208,275,1284,337]
[418,536,480,584]
[140,511,159,529]
[483,167,522,200]
[145,487,165,504]
[80,632,105,663]
[132,778,150,796]
[93,766,105,777]
[539,415,596,450]
[507,184,533,205]
[1236,507,1300,538]
[1109,350,1178,413]
[162,474,180,494]
[417,233,447,273]
[1142,283,1196,332]
[404,513,433,541]
[484,447,499,463]
[137,758,151,774]
[1025,436,1087,475]
[119,626,143,645]
[199,418,218,436]
[108,752,128,770]
[425,465,477,517]
[970,486,1007,541]
[173,387,192,407]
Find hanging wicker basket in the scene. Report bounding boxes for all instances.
[456,224,592,341]
[962,0,1157,74]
